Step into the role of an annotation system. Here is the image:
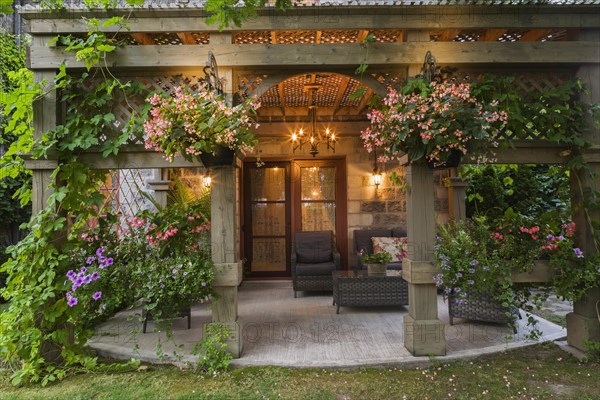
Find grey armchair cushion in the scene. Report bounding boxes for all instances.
[295,231,333,263]
[295,261,337,276]
[354,229,392,255]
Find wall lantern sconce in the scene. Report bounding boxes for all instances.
[372,168,382,189]
[202,173,212,188]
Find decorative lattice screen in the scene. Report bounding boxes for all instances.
[99,169,154,217]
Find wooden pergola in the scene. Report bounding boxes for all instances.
[21,1,600,357]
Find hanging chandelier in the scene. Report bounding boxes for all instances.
[291,85,337,157]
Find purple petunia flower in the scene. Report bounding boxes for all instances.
[201,282,207,287]
[80,266,87,273]
[86,256,95,265]
[83,275,92,284]
[66,270,76,281]
[573,248,584,258]
[91,272,100,281]
[92,291,102,301]
[470,259,479,266]
[546,234,555,240]
[183,271,188,276]
[468,280,475,285]
[454,287,461,293]
[105,258,113,266]
[96,247,104,257]
[67,297,78,307]
[172,268,178,274]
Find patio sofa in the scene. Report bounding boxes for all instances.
[353,228,407,271]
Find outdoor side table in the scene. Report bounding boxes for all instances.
[332,270,409,314]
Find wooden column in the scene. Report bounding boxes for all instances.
[31,69,58,214]
[147,169,171,209]
[568,28,600,351]
[402,162,446,356]
[210,164,243,357]
[447,176,468,221]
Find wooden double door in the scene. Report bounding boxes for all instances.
[243,159,347,277]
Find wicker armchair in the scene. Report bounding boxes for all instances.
[448,292,520,333]
[291,230,341,298]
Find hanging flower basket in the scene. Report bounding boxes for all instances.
[143,85,259,162]
[361,78,508,166]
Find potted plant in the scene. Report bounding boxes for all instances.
[143,85,259,165]
[361,251,392,275]
[361,78,508,168]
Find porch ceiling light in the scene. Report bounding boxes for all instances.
[291,85,337,157]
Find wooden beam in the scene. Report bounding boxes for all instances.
[271,31,278,44]
[130,33,154,45]
[24,7,600,33]
[520,29,553,42]
[77,146,200,169]
[277,82,286,117]
[29,41,600,70]
[176,32,196,45]
[315,31,322,44]
[332,76,350,115]
[480,28,507,42]
[357,88,374,115]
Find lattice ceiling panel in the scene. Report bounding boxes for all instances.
[541,30,570,42]
[233,31,272,44]
[370,71,405,89]
[371,30,403,43]
[313,73,341,107]
[113,33,139,46]
[498,31,526,42]
[340,79,363,108]
[284,75,311,107]
[191,32,210,44]
[259,85,281,108]
[153,33,183,45]
[320,30,359,44]
[276,30,317,44]
[453,31,484,42]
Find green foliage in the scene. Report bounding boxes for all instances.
[360,251,392,265]
[583,339,600,363]
[205,0,294,30]
[192,323,233,374]
[463,164,570,222]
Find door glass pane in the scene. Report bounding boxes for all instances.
[251,167,285,201]
[251,203,285,236]
[301,202,335,232]
[300,167,335,201]
[251,238,287,271]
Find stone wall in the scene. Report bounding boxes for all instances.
[254,136,451,269]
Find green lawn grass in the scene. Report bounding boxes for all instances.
[0,343,598,400]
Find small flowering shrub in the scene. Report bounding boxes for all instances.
[435,216,599,334]
[361,77,508,167]
[132,251,213,322]
[143,85,259,161]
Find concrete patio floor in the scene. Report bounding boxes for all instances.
[88,280,567,368]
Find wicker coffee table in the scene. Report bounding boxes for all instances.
[332,270,409,314]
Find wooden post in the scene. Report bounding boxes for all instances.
[568,28,600,351]
[31,70,57,214]
[210,164,243,357]
[147,169,171,209]
[447,175,468,220]
[402,162,446,356]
